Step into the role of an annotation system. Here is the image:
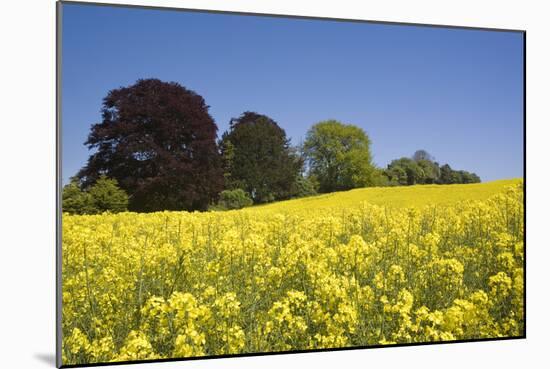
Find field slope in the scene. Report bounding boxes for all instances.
[250,178,523,213]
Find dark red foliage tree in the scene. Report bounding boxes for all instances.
[77,79,223,212]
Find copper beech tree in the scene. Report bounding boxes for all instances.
[78,79,223,212]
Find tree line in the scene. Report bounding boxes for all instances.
[63,79,480,214]
[385,150,480,186]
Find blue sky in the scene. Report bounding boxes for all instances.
[61,3,524,184]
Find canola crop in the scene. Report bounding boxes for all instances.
[61,180,524,365]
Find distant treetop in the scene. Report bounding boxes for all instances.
[385,150,480,186]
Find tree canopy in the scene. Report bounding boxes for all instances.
[302,120,376,193]
[385,150,480,186]
[412,149,434,162]
[220,112,302,203]
[77,79,223,212]
[72,79,485,212]
[386,157,423,185]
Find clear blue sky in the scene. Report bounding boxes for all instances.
[61,3,524,184]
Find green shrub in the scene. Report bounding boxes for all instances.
[88,175,129,213]
[217,189,253,210]
[62,179,94,215]
[63,175,128,214]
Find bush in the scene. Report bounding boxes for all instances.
[62,175,128,214]
[62,179,94,215]
[371,168,391,187]
[217,189,253,210]
[88,175,129,213]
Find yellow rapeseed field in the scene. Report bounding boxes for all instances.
[61,179,524,365]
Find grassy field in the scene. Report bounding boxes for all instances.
[61,179,524,365]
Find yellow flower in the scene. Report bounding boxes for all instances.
[61,181,523,363]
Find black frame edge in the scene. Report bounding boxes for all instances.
[60,335,525,369]
[58,0,526,34]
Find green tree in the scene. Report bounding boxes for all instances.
[219,138,236,187]
[62,178,94,215]
[385,165,407,186]
[386,158,424,185]
[220,112,302,203]
[438,164,454,184]
[303,120,376,193]
[412,149,434,162]
[417,159,440,184]
[88,175,129,213]
[411,150,440,184]
[437,164,480,184]
[290,175,318,198]
[216,189,253,210]
[370,168,391,187]
[470,172,481,183]
[457,170,481,184]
